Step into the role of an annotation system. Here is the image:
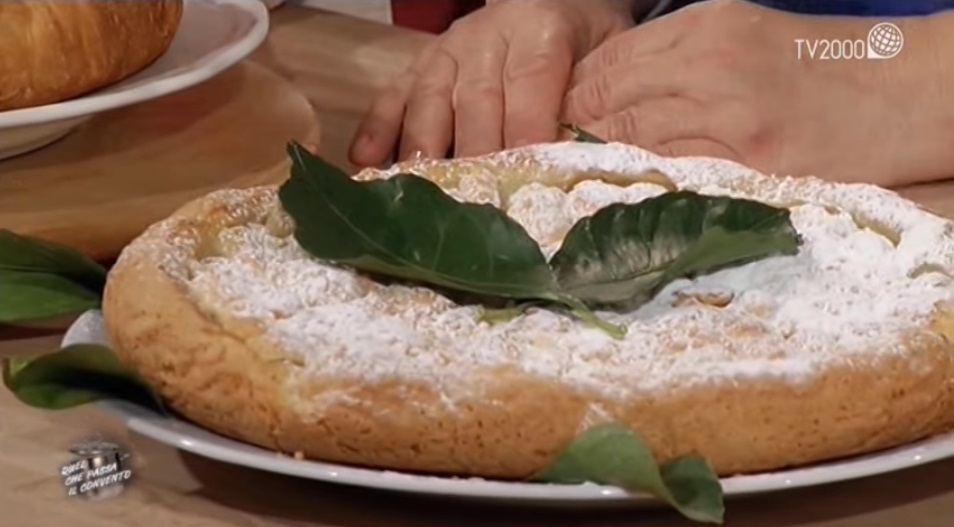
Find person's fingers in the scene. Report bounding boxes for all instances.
[501,33,574,149]
[579,97,709,147]
[563,55,684,125]
[452,36,508,158]
[570,15,684,86]
[655,138,740,161]
[349,76,412,167]
[398,48,458,161]
[349,44,437,167]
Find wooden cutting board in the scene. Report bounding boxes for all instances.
[0,60,320,262]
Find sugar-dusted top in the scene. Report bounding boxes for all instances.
[142,143,954,404]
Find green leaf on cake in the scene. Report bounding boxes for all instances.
[2,344,162,412]
[0,230,108,323]
[534,424,724,524]
[281,142,557,299]
[280,142,625,337]
[278,142,800,338]
[549,191,801,305]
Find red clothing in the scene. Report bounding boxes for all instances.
[391,0,485,33]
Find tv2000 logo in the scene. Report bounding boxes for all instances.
[795,22,903,60]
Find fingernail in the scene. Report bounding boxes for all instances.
[356,133,375,151]
[399,145,430,161]
[349,134,374,164]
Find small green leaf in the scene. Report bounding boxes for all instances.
[561,123,607,144]
[2,344,163,412]
[533,424,724,524]
[0,272,101,323]
[280,142,559,300]
[0,230,107,293]
[0,230,108,323]
[549,191,800,305]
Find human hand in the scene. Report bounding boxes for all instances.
[563,0,951,187]
[349,0,635,167]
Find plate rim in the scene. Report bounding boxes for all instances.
[0,0,269,129]
[61,310,954,502]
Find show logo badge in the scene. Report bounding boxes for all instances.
[60,434,134,500]
[795,21,903,60]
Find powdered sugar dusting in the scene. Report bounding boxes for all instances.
[133,143,954,412]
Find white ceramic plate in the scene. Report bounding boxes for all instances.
[0,0,269,161]
[63,310,954,505]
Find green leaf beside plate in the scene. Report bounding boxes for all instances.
[534,424,724,524]
[0,230,107,293]
[0,230,109,323]
[2,343,163,412]
[0,272,101,323]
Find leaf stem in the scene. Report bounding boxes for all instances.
[477,302,540,324]
[557,295,627,339]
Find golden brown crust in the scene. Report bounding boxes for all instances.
[0,0,183,111]
[102,148,954,479]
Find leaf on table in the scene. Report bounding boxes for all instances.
[0,230,107,293]
[549,191,801,305]
[0,230,108,323]
[533,424,724,524]
[2,344,164,412]
[279,141,559,300]
[0,272,101,323]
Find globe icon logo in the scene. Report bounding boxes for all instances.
[867,22,903,59]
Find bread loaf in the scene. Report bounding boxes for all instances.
[0,0,183,111]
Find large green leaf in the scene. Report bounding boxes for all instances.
[549,191,800,305]
[0,230,108,323]
[2,344,162,411]
[534,424,724,524]
[0,230,107,293]
[280,142,560,300]
[0,272,101,323]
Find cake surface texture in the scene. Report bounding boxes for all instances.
[102,142,954,478]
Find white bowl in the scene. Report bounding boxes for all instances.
[0,0,270,161]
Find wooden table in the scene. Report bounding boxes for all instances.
[2,5,954,527]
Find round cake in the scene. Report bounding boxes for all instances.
[0,0,183,111]
[101,142,954,479]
